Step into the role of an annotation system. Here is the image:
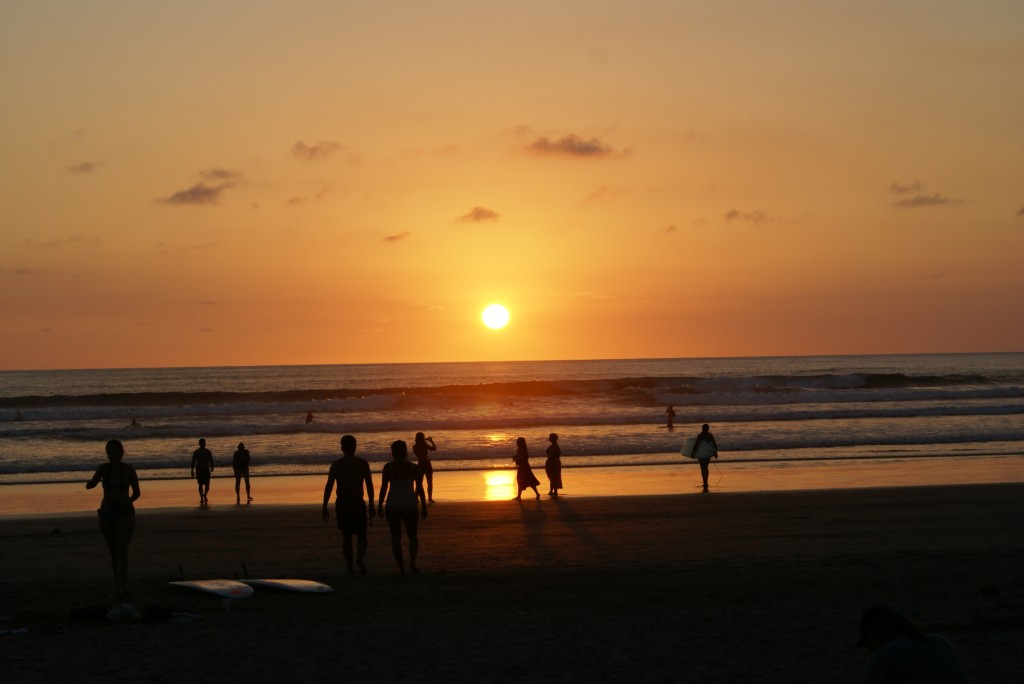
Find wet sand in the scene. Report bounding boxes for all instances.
[1,483,1021,683]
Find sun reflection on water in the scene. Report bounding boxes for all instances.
[484,471,515,501]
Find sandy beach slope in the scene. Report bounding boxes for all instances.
[1,484,1021,683]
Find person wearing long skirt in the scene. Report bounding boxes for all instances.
[513,437,541,500]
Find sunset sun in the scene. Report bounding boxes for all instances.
[481,304,510,330]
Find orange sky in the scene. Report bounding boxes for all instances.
[2,2,1022,370]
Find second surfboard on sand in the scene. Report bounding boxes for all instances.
[240,579,333,593]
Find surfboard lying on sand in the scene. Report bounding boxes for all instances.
[682,437,718,460]
[239,579,334,593]
[169,579,254,599]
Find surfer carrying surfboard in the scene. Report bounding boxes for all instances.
[690,424,718,492]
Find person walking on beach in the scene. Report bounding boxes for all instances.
[322,435,375,576]
[513,437,541,500]
[856,604,968,683]
[665,404,676,429]
[86,439,140,597]
[232,442,252,504]
[691,423,718,493]
[378,439,428,575]
[412,432,437,504]
[545,432,563,497]
[191,438,214,506]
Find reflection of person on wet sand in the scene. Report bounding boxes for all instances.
[85,439,140,597]
[413,432,436,504]
[322,435,375,576]
[232,442,252,504]
[665,405,676,429]
[305,411,315,424]
[190,438,214,506]
[545,433,562,497]
[378,439,428,575]
[513,437,541,500]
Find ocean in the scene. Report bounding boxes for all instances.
[1,353,1022,485]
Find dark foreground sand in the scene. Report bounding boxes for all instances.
[1,484,1022,683]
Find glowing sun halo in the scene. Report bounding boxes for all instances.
[482,304,510,330]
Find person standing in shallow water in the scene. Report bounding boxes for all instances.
[322,435,375,576]
[545,433,562,497]
[665,404,676,430]
[191,438,214,506]
[412,432,436,504]
[513,437,541,500]
[691,423,718,492]
[86,439,140,597]
[232,442,252,504]
[378,439,428,575]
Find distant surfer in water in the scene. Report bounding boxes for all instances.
[86,439,140,597]
[691,424,718,492]
[191,438,214,506]
[412,432,436,503]
[322,435,375,576]
[232,442,252,504]
[666,405,676,429]
[305,411,315,424]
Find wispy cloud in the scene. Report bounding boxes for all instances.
[525,134,615,157]
[723,209,777,225]
[67,161,102,174]
[10,268,44,276]
[24,234,95,249]
[159,183,233,206]
[291,140,358,161]
[458,206,500,222]
[383,231,412,242]
[888,181,963,208]
[1016,206,1024,217]
[888,181,923,195]
[200,168,242,181]
[892,193,963,208]
[664,225,678,233]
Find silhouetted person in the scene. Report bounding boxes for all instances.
[545,433,562,497]
[322,435,375,576]
[191,438,214,505]
[513,437,541,500]
[305,411,315,424]
[378,439,428,575]
[665,404,676,429]
[412,432,437,504]
[857,604,968,683]
[86,439,140,597]
[127,417,140,428]
[232,442,252,504]
[691,423,718,492]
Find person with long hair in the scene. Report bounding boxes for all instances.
[412,432,437,504]
[378,440,428,574]
[85,439,141,597]
[545,433,562,497]
[513,436,541,500]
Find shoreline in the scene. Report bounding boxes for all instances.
[2,454,1021,518]
[1,484,1021,682]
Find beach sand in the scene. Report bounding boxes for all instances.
[1,482,1021,683]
